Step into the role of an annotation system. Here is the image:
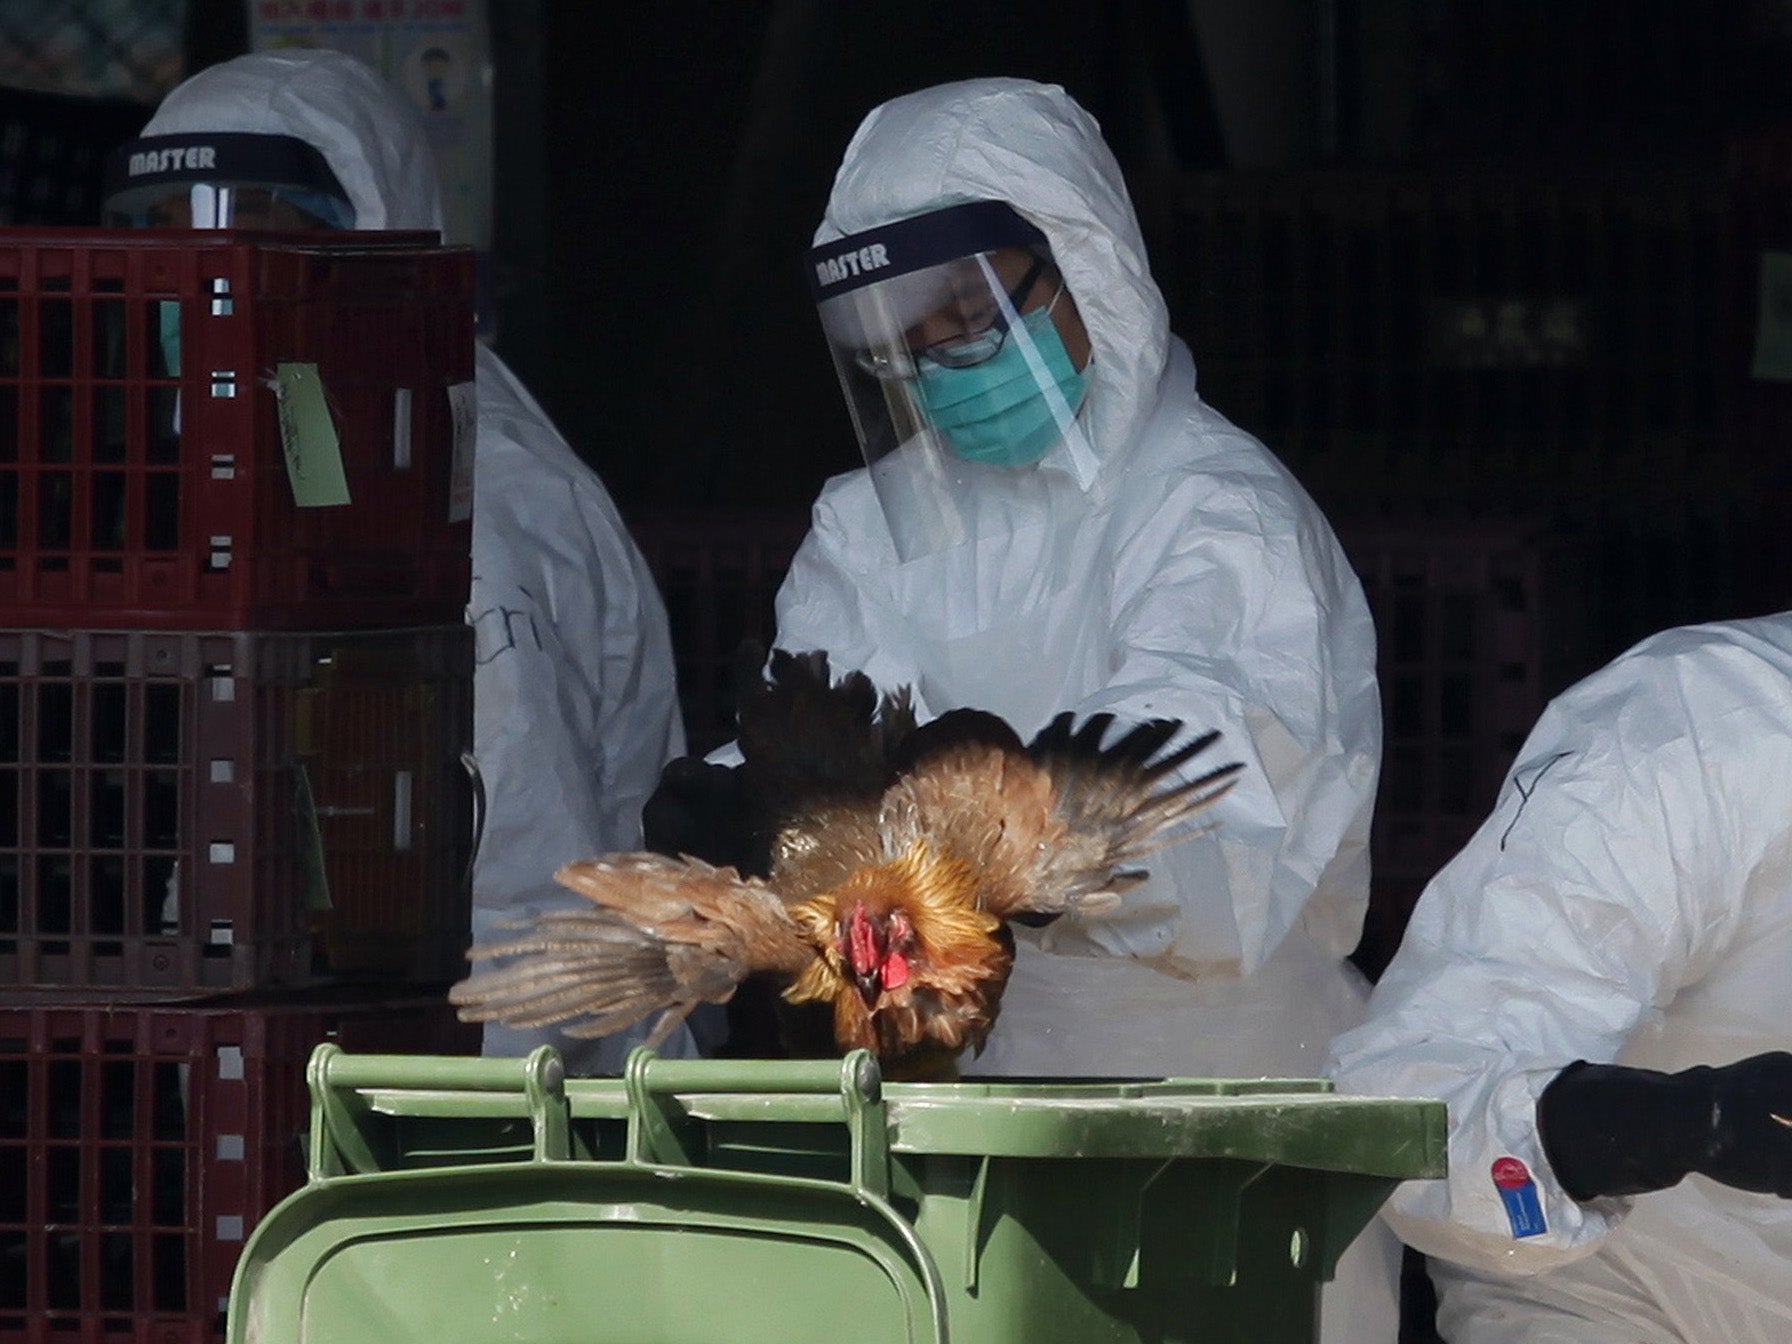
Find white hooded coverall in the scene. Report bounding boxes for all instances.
[141,51,693,1072]
[776,79,1398,1337]
[1329,614,1792,1343]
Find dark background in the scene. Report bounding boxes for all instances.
[8,6,1792,1338]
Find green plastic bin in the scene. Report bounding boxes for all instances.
[228,1046,1445,1344]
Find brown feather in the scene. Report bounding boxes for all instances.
[450,854,813,1042]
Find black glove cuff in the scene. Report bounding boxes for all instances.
[1537,1060,1715,1202]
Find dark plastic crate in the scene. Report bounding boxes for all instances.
[0,88,148,229]
[1337,518,1569,975]
[0,626,474,992]
[630,509,811,754]
[0,227,474,630]
[0,988,479,1344]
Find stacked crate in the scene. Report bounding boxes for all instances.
[0,227,483,1341]
[1335,518,1571,978]
[629,509,811,753]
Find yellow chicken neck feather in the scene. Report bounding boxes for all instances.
[784,841,1000,1005]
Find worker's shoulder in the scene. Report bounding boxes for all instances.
[476,416,616,500]
[1613,615,1792,683]
[472,347,622,487]
[1566,615,1792,737]
[1114,411,1324,538]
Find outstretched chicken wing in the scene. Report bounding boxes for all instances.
[451,651,1242,1078]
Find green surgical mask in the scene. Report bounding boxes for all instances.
[914,305,1089,467]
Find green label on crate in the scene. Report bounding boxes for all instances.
[295,765,334,912]
[274,362,353,507]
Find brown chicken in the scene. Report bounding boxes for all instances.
[451,651,1242,1079]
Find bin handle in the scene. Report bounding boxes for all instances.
[460,750,485,895]
[622,1047,891,1199]
[306,1042,569,1178]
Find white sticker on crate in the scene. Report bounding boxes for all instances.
[210,759,234,783]
[394,769,414,851]
[447,379,477,523]
[208,842,236,864]
[160,861,181,933]
[217,1134,245,1161]
[216,1045,244,1080]
[210,675,235,703]
[216,1216,245,1242]
[209,920,234,945]
[393,387,413,469]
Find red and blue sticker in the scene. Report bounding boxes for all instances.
[1492,1157,1548,1238]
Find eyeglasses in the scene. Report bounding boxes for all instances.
[854,254,1050,380]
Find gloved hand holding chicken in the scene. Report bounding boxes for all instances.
[451,649,1241,1080]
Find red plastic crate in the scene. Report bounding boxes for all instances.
[0,227,474,629]
[0,627,474,992]
[0,988,479,1344]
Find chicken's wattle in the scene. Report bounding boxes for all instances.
[883,952,910,990]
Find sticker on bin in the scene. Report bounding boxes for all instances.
[1492,1156,1548,1238]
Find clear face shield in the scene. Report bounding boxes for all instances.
[102,132,355,232]
[811,202,1098,561]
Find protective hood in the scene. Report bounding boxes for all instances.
[815,78,1170,479]
[140,48,445,236]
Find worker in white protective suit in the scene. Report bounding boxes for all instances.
[648,77,1396,1337]
[1329,612,1792,1344]
[104,49,697,1073]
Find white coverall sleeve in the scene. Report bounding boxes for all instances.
[1328,655,1749,1277]
[1066,453,1380,972]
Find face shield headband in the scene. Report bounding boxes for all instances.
[809,201,1100,561]
[102,132,355,230]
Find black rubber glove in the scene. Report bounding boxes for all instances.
[640,756,761,873]
[1538,1052,1792,1201]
